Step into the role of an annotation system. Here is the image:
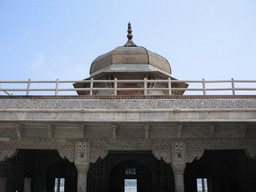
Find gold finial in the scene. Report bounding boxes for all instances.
[124,22,137,47]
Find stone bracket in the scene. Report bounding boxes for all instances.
[15,123,23,139]
[187,149,204,163]
[176,124,183,138]
[153,149,171,164]
[78,124,86,138]
[238,124,247,138]
[46,123,54,138]
[58,149,75,162]
[245,149,256,159]
[90,150,108,163]
[209,124,216,138]
[144,125,150,139]
[111,125,117,139]
[0,149,18,161]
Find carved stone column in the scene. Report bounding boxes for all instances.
[75,142,90,192]
[172,164,186,192]
[171,142,187,192]
[75,163,89,192]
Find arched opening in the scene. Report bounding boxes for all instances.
[0,149,77,192]
[109,160,152,192]
[185,150,256,192]
[87,151,175,192]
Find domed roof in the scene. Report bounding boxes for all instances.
[89,23,171,75]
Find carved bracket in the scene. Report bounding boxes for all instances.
[46,123,54,138]
[90,150,108,163]
[245,149,256,159]
[15,123,23,139]
[144,125,150,140]
[238,124,247,138]
[58,149,75,162]
[78,124,86,138]
[175,124,183,138]
[209,124,216,138]
[187,150,204,163]
[153,149,171,163]
[111,125,117,139]
[0,149,18,161]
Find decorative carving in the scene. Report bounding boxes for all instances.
[0,149,18,161]
[172,142,186,163]
[144,125,150,139]
[58,149,74,162]
[89,150,108,163]
[76,142,90,164]
[187,150,204,163]
[90,141,170,150]
[1,98,256,110]
[125,168,136,175]
[153,149,171,163]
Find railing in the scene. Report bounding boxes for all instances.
[0,78,256,96]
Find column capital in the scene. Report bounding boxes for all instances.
[75,163,89,172]
[171,163,186,174]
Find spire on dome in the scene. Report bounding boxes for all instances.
[124,22,137,47]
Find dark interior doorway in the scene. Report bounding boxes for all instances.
[0,149,77,192]
[109,160,152,192]
[87,150,175,192]
[184,150,256,192]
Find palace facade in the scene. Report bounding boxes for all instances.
[0,23,256,192]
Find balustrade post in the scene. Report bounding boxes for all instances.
[55,79,59,96]
[202,78,206,95]
[144,77,147,95]
[114,78,117,95]
[168,77,172,95]
[231,78,235,95]
[90,78,93,95]
[26,79,31,96]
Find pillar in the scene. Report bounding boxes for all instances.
[75,163,89,192]
[75,142,90,192]
[171,142,187,192]
[172,163,186,192]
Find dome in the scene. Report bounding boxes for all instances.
[89,23,171,75]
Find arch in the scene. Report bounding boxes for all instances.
[87,150,175,192]
[109,160,152,192]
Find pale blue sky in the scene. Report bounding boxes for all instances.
[1,0,256,84]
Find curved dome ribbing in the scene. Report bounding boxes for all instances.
[89,46,171,74]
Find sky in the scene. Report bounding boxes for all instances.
[0,0,256,95]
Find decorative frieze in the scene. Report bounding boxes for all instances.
[1,98,256,110]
